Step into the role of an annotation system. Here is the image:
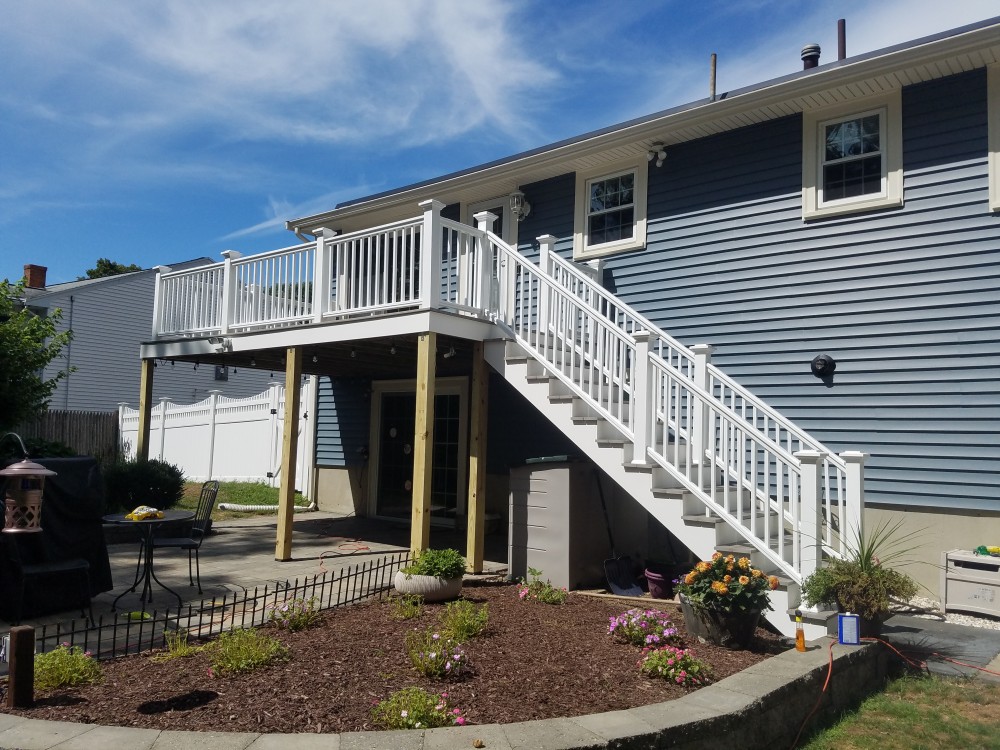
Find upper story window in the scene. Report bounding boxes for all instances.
[803,90,902,219]
[574,158,647,259]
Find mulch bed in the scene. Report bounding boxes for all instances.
[2,580,784,734]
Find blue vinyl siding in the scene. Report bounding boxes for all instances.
[315,377,370,466]
[526,68,997,511]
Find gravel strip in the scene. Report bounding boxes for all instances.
[897,596,1000,631]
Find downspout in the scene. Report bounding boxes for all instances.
[63,295,74,409]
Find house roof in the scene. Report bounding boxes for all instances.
[287,15,1000,236]
[25,257,214,303]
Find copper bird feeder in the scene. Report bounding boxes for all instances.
[1,433,56,533]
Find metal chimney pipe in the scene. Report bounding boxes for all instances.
[801,43,821,70]
[710,53,717,101]
[838,19,847,60]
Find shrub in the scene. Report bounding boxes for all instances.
[517,567,567,605]
[608,608,681,648]
[153,629,202,662]
[391,594,424,620]
[406,629,469,679]
[372,687,467,729]
[102,458,185,513]
[0,437,76,461]
[268,597,322,631]
[638,645,712,687]
[207,628,289,676]
[34,644,102,691]
[401,548,466,579]
[440,599,489,642]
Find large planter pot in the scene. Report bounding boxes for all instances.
[393,570,463,602]
[679,594,762,649]
[644,568,674,600]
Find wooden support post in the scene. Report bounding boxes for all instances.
[410,332,437,556]
[136,358,155,461]
[466,342,489,573]
[7,625,35,708]
[275,347,302,561]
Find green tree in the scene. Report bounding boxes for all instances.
[80,258,142,280]
[0,280,73,431]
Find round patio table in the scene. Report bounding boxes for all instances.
[102,509,195,611]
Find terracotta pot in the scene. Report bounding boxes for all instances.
[679,594,761,649]
[393,570,463,602]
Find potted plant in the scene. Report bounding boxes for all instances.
[394,548,466,602]
[674,552,778,649]
[801,519,920,636]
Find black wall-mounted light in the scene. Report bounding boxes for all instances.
[810,353,837,378]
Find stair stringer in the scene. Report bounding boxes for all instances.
[485,338,821,640]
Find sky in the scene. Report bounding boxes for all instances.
[1,0,997,285]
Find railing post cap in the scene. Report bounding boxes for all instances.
[473,210,498,222]
[419,198,446,212]
[153,265,173,274]
[691,343,715,354]
[220,250,242,260]
[793,449,827,462]
[208,389,222,395]
[633,330,652,342]
[536,234,558,244]
[840,450,869,463]
[314,226,338,237]
[158,395,171,402]
[117,401,130,407]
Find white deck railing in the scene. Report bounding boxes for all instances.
[152,200,863,582]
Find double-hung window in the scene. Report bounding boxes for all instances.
[574,158,647,259]
[803,91,902,219]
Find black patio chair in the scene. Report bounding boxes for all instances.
[3,534,94,626]
[142,480,219,594]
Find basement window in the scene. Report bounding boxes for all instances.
[574,158,647,259]
[802,90,903,219]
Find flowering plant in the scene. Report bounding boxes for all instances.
[34,643,102,691]
[371,687,468,729]
[406,628,469,679]
[268,597,322,631]
[674,552,778,612]
[638,645,712,687]
[607,608,681,648]
[517,567,567,604]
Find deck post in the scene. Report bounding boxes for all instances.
[275,347,302,561]
[466,342,489,573]
[150,265,172,338]
[312,228,335,323]
[536,235,556,345]
[411,332,437,556]
[630,331,652,466]
[473,211,497,316]
[794,450,825,580]
[219,250,242,335]
[136,358,155,461]
[840,451,867,552]
[690,344,714,465]
[419,200,444,311]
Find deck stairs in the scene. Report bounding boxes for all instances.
[480,231,861,639]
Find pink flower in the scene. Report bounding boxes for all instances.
[455,716,467,726]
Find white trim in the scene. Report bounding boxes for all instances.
[989,64,1000,213]
[464,196,518,246]
[573,157,648,259]
[803,89,903,220]
[367,376,469,525]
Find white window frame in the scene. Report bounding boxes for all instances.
[573,158,647,259]
[988,64,999,213]
[802,90,903,220]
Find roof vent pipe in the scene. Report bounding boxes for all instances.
[838,19,846,60]
[801,43,821,70]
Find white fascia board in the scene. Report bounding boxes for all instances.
[288,20,1000,233]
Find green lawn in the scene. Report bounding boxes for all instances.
[801,674,1000,750]
[179,481,310,521]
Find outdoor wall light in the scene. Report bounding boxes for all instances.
[509,190,531,222]
[443,346,457,359]
[811,353,837,378]
[647,142,667,167]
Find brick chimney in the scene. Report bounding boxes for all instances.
[23,264,47,289]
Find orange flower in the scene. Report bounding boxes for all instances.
[751,568,763,578]
[711,581,729,595]
[738,575,750,586]
[737,557,751,570]
[685,572,697,585]
[712,552,723,561]
[768,576,779,590]
[726,563,735,572]
[696,561,711,573]
[725,554,736,564]
[723,575,732,583]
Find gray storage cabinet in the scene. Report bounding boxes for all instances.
[508,459,607,590]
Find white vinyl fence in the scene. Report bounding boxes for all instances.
[119,379,316,497]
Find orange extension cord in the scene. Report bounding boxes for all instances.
[789,636,1000,749]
